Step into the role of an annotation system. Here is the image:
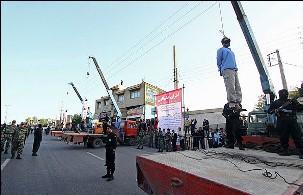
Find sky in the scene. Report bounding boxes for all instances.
[1,1,303,124]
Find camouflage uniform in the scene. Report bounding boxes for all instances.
[1,125,5,152]
[165,130,172,152]
[2,125,15,154]
[137,130,145,149]
[158,130,165,152]
[11,125,28,159]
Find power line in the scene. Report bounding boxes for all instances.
[105,2,191,73]
[107,2,218,80]
[106,2,204,77]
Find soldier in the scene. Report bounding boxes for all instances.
[158,129,165,152]
[148,128,154,148]
[165,129,172,152]
[137,129,145,150]
[11,122,28,159]
[1,123,6,152]
[268,89,303,159]
[32,124,43,156]
[3,120,16,154]
[102,127,117,181]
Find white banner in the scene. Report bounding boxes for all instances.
[156,88,182,131]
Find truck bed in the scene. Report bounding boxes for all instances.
[136,148,303,195]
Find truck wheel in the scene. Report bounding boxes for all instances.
[128,138,136,146]
[92,138,103,148]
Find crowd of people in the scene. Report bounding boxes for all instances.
[134,118,236,152]
[1,121,44,159]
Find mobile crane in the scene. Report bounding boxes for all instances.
[68,82,88,120]
[136,2,303,194]
[89,56,139,145]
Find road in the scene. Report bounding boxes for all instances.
[1,133,155,195]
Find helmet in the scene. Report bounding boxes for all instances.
[221,37,231,44]
[12,120,16,124]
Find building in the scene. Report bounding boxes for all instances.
[95,81,165,121]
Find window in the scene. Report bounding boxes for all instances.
[97,102,101,109]
[130,90,140,99]
[104,99,109,106]
[118,94,125,102]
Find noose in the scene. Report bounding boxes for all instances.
[218,2,225,37]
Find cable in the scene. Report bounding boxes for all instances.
[176,150,302,187]
[106,2,203,76]
[105,2,191,72]
[107,2,218,80]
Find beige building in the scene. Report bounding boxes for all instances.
[95,81,165,120]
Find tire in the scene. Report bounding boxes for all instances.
[92,138,103,148]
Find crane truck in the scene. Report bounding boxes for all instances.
[89,56,139,146]
[136,2,303,194]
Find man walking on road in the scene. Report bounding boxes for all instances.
[32,124,43,156]
[102,127,117,181]
[11,122,28,159]
[217,37,242,111]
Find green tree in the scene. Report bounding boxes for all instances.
[289,87,300,99]
[254,94,266,111]
[72,114,82,125]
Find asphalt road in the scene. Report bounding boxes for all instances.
[1,133,156,195]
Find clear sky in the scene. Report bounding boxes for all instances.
[1,1,303,124]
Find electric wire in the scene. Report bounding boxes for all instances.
[107,2,218,80]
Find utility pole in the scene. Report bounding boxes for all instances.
[267,49,288,90]
[4,104,11,123]
[173,45,179,89]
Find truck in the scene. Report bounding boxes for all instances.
[136,1,303,194]
[51,64,140,148]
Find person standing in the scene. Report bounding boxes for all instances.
[32,124,43,156]
[3,120,16,154]
[102,127,117,181]
[217,37,242,111]
[222,103,244,150]
[268,89,303,159]
[197,127,205,149]
[157,129,165,152]
[172,130,178,151]
[11,122,28,159]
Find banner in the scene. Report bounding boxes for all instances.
[155,88,182,131]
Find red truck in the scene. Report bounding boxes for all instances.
[52,120,138,148]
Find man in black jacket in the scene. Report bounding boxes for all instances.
[102,127,117,181]
[222,103,244,150]
[268,89,303,159]
[32,124,43,156]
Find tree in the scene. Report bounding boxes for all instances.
[254,87,300,111]
[254,94,266,111]
[289,87,300,99]
[72,114,82,125]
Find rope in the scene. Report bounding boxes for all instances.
[218,2,225,37]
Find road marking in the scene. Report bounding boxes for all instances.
[86,152,104,161]
[1,159,10,171]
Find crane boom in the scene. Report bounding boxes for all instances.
[68,82,83,103]
[89,56,122,118]
[231,1,275,99]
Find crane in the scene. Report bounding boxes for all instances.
[68,82,88,121]
[231,1,277,135]
[88,56,122,119]
[68,82,84,103]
